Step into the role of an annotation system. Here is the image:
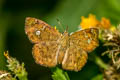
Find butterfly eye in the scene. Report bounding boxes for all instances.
[35,30,41,36]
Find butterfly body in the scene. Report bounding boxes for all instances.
[25,17,99,71]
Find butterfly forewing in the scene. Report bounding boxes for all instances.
[70,28,99,52]
[25,17,62,43]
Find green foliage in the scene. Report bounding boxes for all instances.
[7,59,28,80]
[4,52,28,80]
[51,67,70,80]
[91,74,103,80]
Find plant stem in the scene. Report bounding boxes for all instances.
[94,56,109,70]
[89,53,109,70]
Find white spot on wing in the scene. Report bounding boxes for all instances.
[87,39,91,44]
[36,30,41,36]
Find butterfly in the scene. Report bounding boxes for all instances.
[25,17,99,71]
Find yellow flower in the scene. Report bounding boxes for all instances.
[101,17,111,29]
[80,14,100,29]
[4,51,9,59]
[54,26,57,30]
[110,26,116,32]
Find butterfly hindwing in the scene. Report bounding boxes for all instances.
[32,41,59,67]
[62,45,88,71]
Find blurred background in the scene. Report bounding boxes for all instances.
[0,0,120,80]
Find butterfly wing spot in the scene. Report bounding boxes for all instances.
[87,39,91,44]
[35,30,41,36]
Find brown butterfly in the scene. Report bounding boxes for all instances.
[25,17,99,71]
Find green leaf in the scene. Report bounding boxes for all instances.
[51,67,70,80]
[91,74,103,80]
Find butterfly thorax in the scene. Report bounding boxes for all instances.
[57,31,69,64]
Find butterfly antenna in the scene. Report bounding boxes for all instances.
[65,26,69,32]
[56,18,65,32]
